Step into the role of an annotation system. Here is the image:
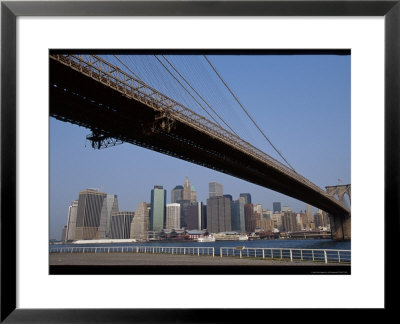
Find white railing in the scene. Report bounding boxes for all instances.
[219,247,351,264]
[49,246,215,257]
[49,246,350,264]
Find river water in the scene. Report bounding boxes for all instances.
[51,238,350,251]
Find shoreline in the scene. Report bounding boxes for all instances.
[50,252,350,266]
[49,253,350,275]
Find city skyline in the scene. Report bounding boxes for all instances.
[55,179,332,240]
[50,54,350,239]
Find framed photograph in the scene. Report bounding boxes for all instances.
[48,48,352,276]
[1,0,397,321]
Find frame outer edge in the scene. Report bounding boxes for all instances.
[0,0,398,322]
[1,1,17,322]
[2,0,399,16]
[385,1,400,311]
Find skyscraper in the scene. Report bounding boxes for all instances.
[253,204,263,215]
[75,189,108,240]
[231,199,246,233]
[273,202,281,213]
[183,177,191,201]
[190,185,197,203]
[61,225,67,242]
[206,196,231,233]
[166,203,181,230]
[296,213,304,230]
[209,182,223,198]
[150,185,166,232]
[176,199,191,229]
[98,194,119,239]
[110,211,134,239]
[256,218,274,232]
[65,200,78,242]
[171,185,184,203]
[130,202,150,240]
[271,212,283,231]
[186,202,206,230]
[223,194,233,201]
[313,212,323,228]
[306,204,314,224]
[282,211,297,233]
[239,193,252,204]
[244,203,255,232]
[262,209,272,220]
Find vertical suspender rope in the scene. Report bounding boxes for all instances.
[203,55,297,173]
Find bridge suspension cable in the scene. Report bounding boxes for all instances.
[113,55,142,80]
[203,55,297,173]
[152,55,229,130]
[160,55,240,137]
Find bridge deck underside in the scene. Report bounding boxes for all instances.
[50,59,348,215]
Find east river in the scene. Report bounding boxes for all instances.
[51,238,350,251]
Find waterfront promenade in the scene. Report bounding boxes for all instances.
[50,252,345,266]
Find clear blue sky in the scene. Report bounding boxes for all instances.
[50,53,350,239]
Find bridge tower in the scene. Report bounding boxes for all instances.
[325,184,351,240]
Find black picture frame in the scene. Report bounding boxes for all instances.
[1,0,398,322]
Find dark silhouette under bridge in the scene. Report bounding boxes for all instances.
[49,54,351,240]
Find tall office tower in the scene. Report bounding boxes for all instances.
[166,203,181,230]
[282,212,297,233]
[110,211,134,239]
[290,212,298,232]
[256,218,274,232]
[313,212,323,228]
[61,226,67,242]
[271,212,283,231]
[171,185,184,203]
[240,193,252,204]
[325,212,331,229]
[231,199,246,233]
[252,209,261,231]
[190,185,197,203]
[282,206,291,213]
[244,203,255,232]
[130,202,150,240]
[209,182,223,198]
[98,194,119,239]
[296,213,304,230]
[262,209,272,220]
[206,196,231,233]
[223,194,233,201]
[75,189,108,240]
[316,209,329,228]
[183,177,191,201]
[150,185,166,232]
[253,204,262,215]
[186,201,206,231]
[299,212,307,226]
[201,204,207,230]
[273,202,281,213]
[281,213,289,232]
[176,199,191,229]
[65,200,78,242]
[306,204,314,224]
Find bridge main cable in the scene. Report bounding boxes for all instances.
[203,55,297,173]
[160,55,240,137]
[153,55,236,134]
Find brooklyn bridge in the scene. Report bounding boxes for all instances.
[49,53,351,240]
